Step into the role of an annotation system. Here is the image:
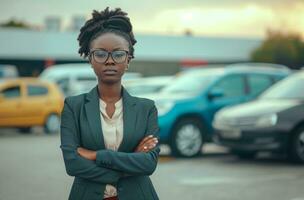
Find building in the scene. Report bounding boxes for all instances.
[0,28,262,76]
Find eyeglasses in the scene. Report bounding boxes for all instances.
[89,49,129,64]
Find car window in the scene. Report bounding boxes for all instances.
[248,74,273,96]
[1,86,21,98]
[27,85,48,96]
[161,74,218,95]
[212,75,245,98]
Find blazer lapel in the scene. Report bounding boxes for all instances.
[118,87,138,152]
[84,86,138,152]
[84,86,106,149]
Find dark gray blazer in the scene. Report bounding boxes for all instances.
[60,86,160,200]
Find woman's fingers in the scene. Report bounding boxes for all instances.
[77,147,83,154]
[136,136,158,152]
[140,138,157,150]
[144,138,158,149]
[138,135,154,147]
[136,135,154,151]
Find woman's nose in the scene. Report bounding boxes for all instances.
[105,54,115,64]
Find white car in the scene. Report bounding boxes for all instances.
[39,63,97,97]
[40,63,142,97]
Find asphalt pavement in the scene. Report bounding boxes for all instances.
[0,128,304,200]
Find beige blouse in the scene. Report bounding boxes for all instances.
[99,98,124,198]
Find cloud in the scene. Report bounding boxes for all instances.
[0,0,303,37]
[132,1,304,37]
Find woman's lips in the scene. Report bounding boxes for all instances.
[103,69,118,75]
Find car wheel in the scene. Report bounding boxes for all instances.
[18,127,32,134]
[170,118,204,157]
[232,150,256,159]
[289,126,304,163]
[44,114,60,134]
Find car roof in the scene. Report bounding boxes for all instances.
[39,65,95,82]
[180,67,226,77]
[40,63,93,76]
[46,63,91,68]
[181,63,290,77]
[224,63,290,74]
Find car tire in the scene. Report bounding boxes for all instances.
[289,126,304,163]
[232,150,256,159]
[170,118,204,158]
[18,127,32,134]
[44,113,60,134]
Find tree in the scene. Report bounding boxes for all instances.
[251,30,304,69]
[0,19,32,29]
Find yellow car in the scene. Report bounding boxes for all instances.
[0,78,64,134]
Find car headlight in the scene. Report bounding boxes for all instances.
[155,101,174,116]
[255,113,278,128]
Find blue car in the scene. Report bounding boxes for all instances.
[145,63,291,157]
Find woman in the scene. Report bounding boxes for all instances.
[60,7,160,200]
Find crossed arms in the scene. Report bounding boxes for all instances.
[60,99,160,185]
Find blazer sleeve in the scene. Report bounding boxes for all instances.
[60,98,124,184]
[95,104,160,176]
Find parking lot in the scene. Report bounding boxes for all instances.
[1,128,304,200]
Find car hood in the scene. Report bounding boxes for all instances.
[220,99,301,117]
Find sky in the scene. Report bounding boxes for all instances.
[1,0,303,38]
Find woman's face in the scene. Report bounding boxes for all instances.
[89,32,130,84]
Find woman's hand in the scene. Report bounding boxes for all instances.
[77,147,97,161]
[135,135,158,153]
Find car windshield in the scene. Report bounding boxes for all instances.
[160,70,220,95]
[260,73,304,99]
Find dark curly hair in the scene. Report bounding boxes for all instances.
[77,7,137,59]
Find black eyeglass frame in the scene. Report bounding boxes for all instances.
[89,49,131,64]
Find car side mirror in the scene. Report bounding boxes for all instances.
[208,89,224,100]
